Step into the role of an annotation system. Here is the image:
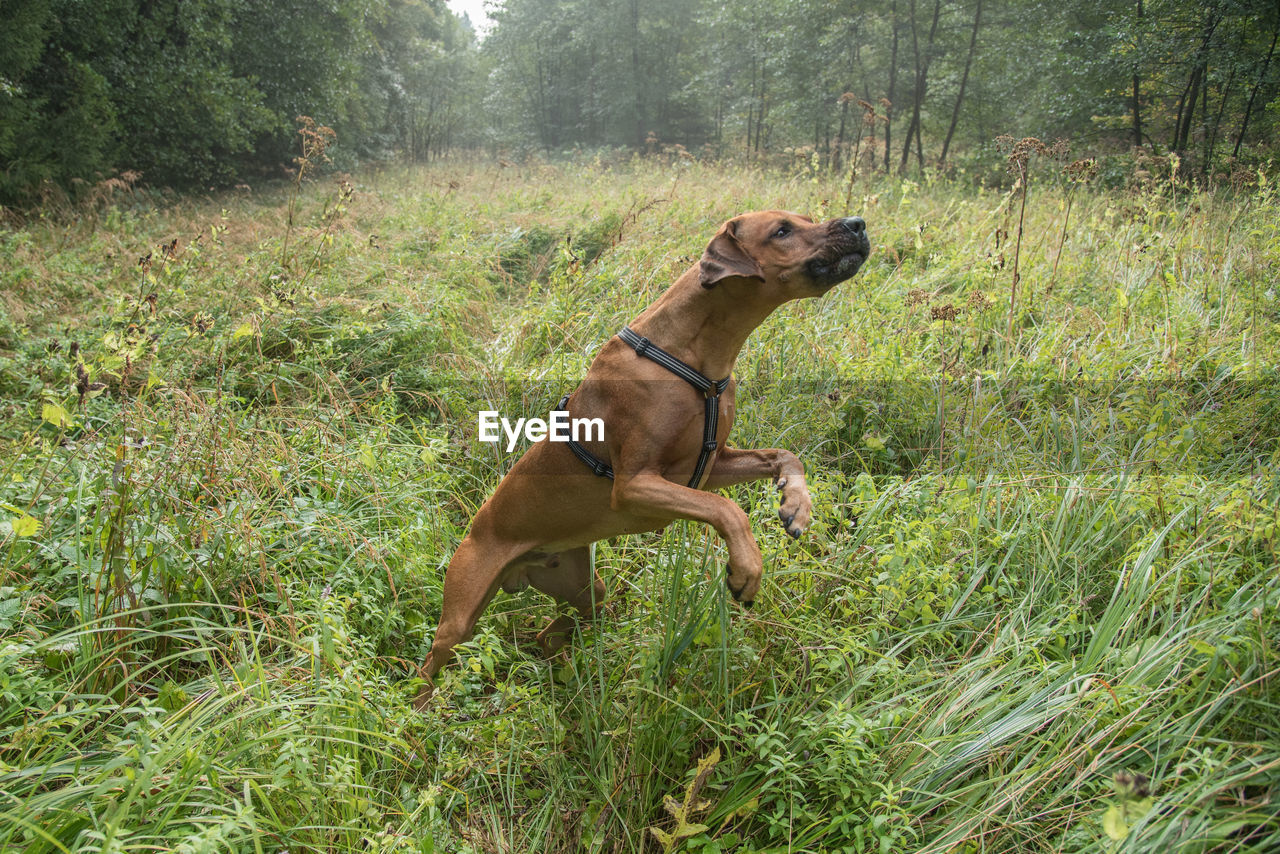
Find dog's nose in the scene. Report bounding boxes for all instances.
[839,216,866,235]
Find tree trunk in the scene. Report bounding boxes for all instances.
[939,0,982,166]
[1206,62,1236,177]
[534,54,552,152]
[914,115,925,168]
[885,0,899,172]
[899,0,941,173]
[755,74,768,153]
[1175,66,1203,153]
[715,90,724,147]
[899,0,921,173]
[630,0,643,147]
[834,97,850,171]
[1132,0,1143,148]
[1171,71,1195,151]
[1234,17,1279,158]
[1173,11,1221,154]
[866,99,878,169]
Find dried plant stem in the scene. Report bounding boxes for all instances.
[1048,190,1075,292]
[938,322,947,465]
[280,116,336,273]
[1008,165,1028,339]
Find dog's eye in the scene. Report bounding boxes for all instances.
[773,224,792,238]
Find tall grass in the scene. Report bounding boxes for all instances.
[1,155,1277,852]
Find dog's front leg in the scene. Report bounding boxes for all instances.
[703,448,812,539]
[612,472,762,605]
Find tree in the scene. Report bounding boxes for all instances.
[0,0,120,202]
[939,0,984,166]
[898,0,943,173]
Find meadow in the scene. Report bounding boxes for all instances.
[1,152,1277,853]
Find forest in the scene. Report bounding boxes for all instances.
[3,0,1280,202]
[2,1,1279,853]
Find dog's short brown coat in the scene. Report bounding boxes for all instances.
[415,210,869,707]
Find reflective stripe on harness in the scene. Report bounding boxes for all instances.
[561,326,731,489]
[558,393,614,479]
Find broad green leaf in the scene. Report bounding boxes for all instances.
[0,598,19,631]
[42,403,69,428]
[1103,805,1128,840]
[12,515,41,537]
[649,827,673,847]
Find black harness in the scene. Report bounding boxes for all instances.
[558,326,731,489]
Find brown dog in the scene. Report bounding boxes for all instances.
[415,210,869,708]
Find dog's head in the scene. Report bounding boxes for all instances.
[698,210,870,297]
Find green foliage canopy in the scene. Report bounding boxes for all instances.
[3,0,1279,202]
[0,0,477,203]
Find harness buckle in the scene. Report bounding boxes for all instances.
[703,440,718,452]
[592,461,609,477]
[633,336,650,357]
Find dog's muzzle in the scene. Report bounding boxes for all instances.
[806,217,870,288]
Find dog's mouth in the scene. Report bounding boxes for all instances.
[806,231,871,290]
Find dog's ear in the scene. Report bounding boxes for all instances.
[699,221,765,288]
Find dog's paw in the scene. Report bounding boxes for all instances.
[536,615,577,658]
[725,571,757,608]
[411,682,435,712]
[776,475,812,538]
[725,547,762,607]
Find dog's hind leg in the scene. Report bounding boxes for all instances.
[414,533,530,710]
[527,546,604,656]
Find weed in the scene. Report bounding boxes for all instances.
[995,135,1067,338]
[0,155,1276,853]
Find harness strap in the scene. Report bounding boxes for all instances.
[690,390,720,488]
[558,394,614,480]
[617,327,731,399]
[559,328,731,489]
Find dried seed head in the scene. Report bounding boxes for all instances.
[1065,157,1099,182]
[930,303,960,322]
[1113,770,1151,799]
[967,290,993,311]
[996,135,1068,176]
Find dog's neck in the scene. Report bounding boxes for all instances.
[628,267,781,380]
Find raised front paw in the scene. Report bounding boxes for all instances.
[725,540,763,608]
[776,475,812,539]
